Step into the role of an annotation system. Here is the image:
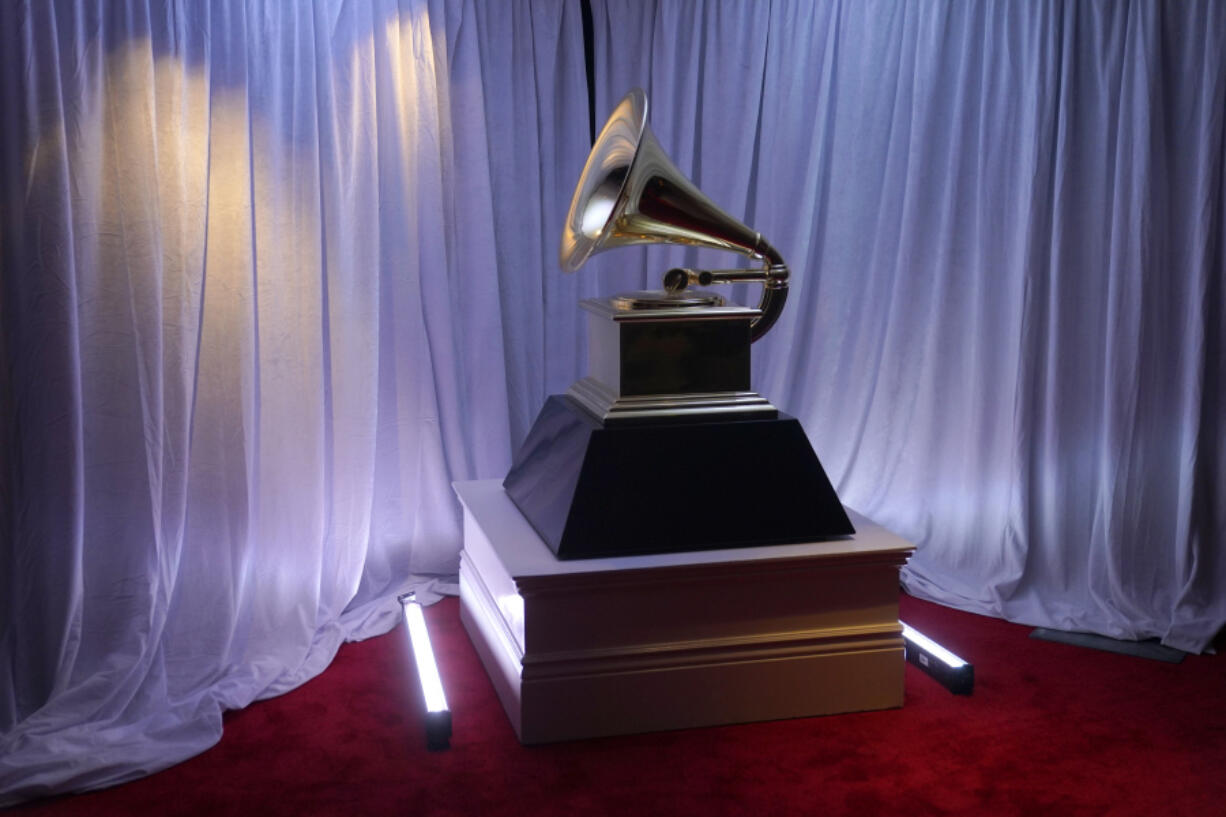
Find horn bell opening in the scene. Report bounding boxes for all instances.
[560,88,648,272]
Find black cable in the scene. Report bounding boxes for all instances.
[580,0,596,145]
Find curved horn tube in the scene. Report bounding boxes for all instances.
[749,239,789,342]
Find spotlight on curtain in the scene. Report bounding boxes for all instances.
[0,0,542,804]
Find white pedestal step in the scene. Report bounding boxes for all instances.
[455,479,914,743]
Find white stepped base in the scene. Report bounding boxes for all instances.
[455,479,914,744]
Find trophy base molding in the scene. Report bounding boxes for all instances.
[455,479,915,744]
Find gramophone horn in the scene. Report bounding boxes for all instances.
[560,88,789,342]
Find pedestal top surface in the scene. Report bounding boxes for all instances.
[455,479,913,580]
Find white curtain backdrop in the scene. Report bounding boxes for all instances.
[2,0,1224,807]
[467,0,594,444]
[590,0,1225,652]
[0,0,589,804]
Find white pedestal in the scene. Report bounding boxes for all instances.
[455,479,914,744]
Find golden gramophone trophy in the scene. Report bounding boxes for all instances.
[504,88,852,559]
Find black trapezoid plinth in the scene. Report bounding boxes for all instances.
[503,395,854,560]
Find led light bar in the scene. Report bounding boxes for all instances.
[400,593,452,749]
[901,621,974,695]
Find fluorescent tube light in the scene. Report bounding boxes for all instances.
[901,621,974,695]
[401,594,452,749]
[902,623,967,667]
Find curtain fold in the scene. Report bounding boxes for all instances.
[589,0,1225,652]
[0,0,555,804]
[464,0,591,449]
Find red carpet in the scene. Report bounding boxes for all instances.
[15,594,1226,817]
